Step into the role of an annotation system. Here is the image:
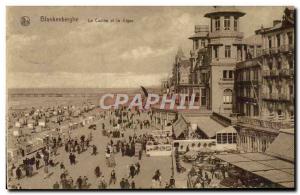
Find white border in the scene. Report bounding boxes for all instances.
[0,0,299,195]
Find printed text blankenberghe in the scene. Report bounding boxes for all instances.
[40,16,79,23]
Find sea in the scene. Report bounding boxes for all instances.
[7,87,160,110]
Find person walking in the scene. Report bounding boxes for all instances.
[129,164,136,178]
[95,166,101,178]
[16,167,22,180]
[109,169,117,185]
[76,176,83,189]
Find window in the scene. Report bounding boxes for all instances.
[253,69,258,80]
[246,71,250,81]
[222,133,227,144]
[201,40,205,47]
[287,32,293,45]
[234,17,238,31]
[223,89,232,104]
[229,70,233,79]
[201,88,206,106]
[213,46,219,58]
[268,36,272,48]
[215,17,220,31]
[254,106,259,116]
[195,40,199,50]
[233,134,237,143]
[246,104,251,116]
[217,134,222,144]
[223,70,227,79]
[276,34,281,47]
[224,16,230,30]
[228,133,233,144]
[246,86,251,97]
[225,45,231,58]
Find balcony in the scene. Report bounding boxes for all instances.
[262,69,279,77]
[279,93,289,101]
[262,45,294,56]
[262,48,271,56]
[278,44,294,53]
[220,78,234,84]
[262,70,270,77]
[209,31,244,39]
[236,80,259,86]
[237,116,294,131]
[262,93,277,100]
[270,69,279,76]
[279,68,294,77]
[262,93,292,102]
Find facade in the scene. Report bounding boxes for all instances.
[234,7,295,153]
[204,7,245,115]
[188,25,210,108]
[166,6,295,154]
[170,7,247,112]
[260,7,295,120]
[172,48,191,94]
[235,34,263,117]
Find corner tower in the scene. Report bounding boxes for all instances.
[204,6,246,114]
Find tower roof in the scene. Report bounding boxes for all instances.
[188,25,209,39]
[176,47,185,58]
[204,6,246,18]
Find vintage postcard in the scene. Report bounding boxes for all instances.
[6,6,295,190]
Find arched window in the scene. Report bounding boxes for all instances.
[223,89,232,104]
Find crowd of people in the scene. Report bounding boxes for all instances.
[8,105,177,189]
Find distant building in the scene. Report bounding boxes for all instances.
[172,47,190,93]
[188,25,210,108]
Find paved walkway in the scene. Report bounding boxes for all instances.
[9,112,174,189]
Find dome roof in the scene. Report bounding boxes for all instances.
[204,6,246,18]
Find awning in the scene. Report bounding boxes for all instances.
[185,116,225,138]
[254,170,294,183]
[266,128,294,162]
[172,114,189,138]
[215,152,295,188]
[217,126,237,134]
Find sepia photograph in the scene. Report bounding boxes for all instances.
[6,6,295,190]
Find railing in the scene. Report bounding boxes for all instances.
[262,45,294,56]
[209,31,244,38]
[236,57,262,69]
[278,93,290,101]
[237,116,294,130]
[262,93,292,101]
[262,93,277,100]
[262,70,270,77]
[278,44,294,52]
[279,68,294,77]
[262,48,271,55]
[222,78,234,81]
[270,69,279,76]
[255,48,262,57]
[211,112,232,126]
[262,69,279,77]
[270,93,279,99]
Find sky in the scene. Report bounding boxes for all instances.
[7,6,286,88]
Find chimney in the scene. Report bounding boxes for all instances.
[273,20,281,26]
